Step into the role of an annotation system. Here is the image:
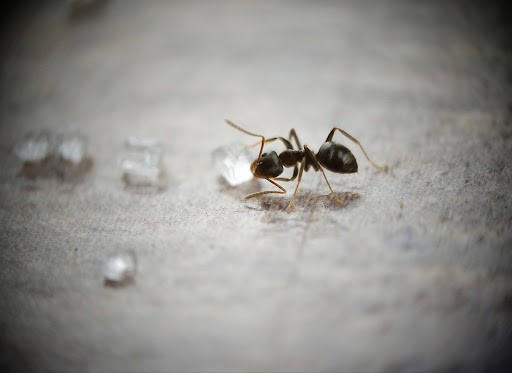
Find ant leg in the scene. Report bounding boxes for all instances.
[326,127,388,170]
[286,158,306,212]
[247,136,293,150]
[250,129,301,150]
[225,119,265,162]
[288,129,302,149]
[304,146,344,206]
[243,178,286,200]
[275,164,298,182]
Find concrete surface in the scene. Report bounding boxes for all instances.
[1,1,511,372]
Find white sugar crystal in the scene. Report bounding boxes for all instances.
[57,136,86,164]
[120,137,164,188]
[103,252,136,285]
[212,142,253,186]
[125,136,160,149]
[13,133,50,162]
[120,153,161,176]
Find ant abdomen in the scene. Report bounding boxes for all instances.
[316,142,358,174]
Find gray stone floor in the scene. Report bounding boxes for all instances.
[1,1,511,371]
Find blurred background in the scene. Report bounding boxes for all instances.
[1,1,511,371]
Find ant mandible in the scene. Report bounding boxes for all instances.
[225,119,387,212]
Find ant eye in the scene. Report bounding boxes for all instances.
[261,152,267,157]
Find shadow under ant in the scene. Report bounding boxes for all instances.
[250,190,361,213]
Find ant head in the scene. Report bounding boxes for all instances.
[250,151,284,178]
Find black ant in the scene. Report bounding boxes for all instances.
[225,119,387,212]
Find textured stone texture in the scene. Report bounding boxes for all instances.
[1,1,511,371]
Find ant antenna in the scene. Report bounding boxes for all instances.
[225,119,265,162]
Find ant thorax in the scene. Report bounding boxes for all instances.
[279,149,303,167]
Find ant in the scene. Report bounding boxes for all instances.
[225,119,387,212]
